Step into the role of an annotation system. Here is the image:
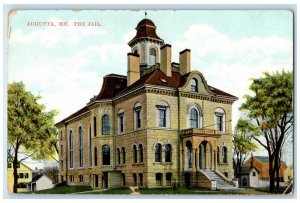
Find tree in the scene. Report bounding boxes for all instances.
[240,70,293,193]
[233,118,258,183]
[7,81,58,193]
[43,165,59,184]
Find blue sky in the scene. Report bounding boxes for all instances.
[8,10,293,167]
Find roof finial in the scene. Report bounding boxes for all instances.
[145,10,147,19]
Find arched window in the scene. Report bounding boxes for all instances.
[134,103,142,130]
[190,108,199,128]
[78,126,83,167]
[102,115,110,135]
[191,78,198,92]
[89,124,92,167]
[155,143,162,162]
[222,146,227,163]
[94,116,97,137]
[118,109,125,134]
[165,144,172,162]
[94,147,98,166]
[102,145,110,165]
[139,144,143,163]
[69,130,74,168]
[150,48,156,65]
[122,147,126,164]
[133,145,138,163]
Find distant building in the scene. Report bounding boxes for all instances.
[284,165,293,182]
[28,174,54,192]
[7,161,33,193]
[244,156,287,188]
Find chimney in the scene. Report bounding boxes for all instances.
[179,49,191,75]
[160,44,172,77]
[127,53,140,86]
[250,153,254,168]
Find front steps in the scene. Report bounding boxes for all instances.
[201,170,238,190]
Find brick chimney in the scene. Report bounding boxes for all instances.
[179,49,191,75]
[160,44,172,77]
[127,53,140,86]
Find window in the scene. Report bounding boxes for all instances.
[25,173,28,178]
[134,104,142,130]
[223,172,228,178]
[89,124,92,167]
[139,144,143,163]
[222,147,227,163]
[93,116,97,137]
[215,108,225,132]
[133,174,137,186]
[69,130,74,168]
[60,131,63,140]
[133,145,138,163]
[17,163,20,168]
[139,173,143,187]
[69,175,74,182]
[17,183,27,188]
[19,173,24,178]
[166,173,172,186]
[79,175,83,182]
[122,174,126,186]
[94,147,98,166]
[191,78,198,92]
[60,160,64,170]
[118,111,125,134]
[8,162,12,168]
[159,109,166,127]
[60,145,63,156]
[242,178,247,187]
[150,48,156,65]
[78,126,83,167]
[102,115,110,135]
[156,173,162,186]
[102,145,110,165]
[190,108,199,128]
[217,147,220,164]
[155,143,162,162]
[122,147,126,164]
[165,144,172,162]
[252,172,256,176]
[117,148,121,164]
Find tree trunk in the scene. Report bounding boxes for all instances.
[13,155,19,193]
[268,156,275,193]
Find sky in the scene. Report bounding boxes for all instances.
[7,10,293,167]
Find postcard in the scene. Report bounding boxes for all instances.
[6,9,294,196]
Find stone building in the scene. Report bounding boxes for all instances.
[55,18,238,190]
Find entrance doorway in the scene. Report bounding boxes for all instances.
[95,175,99,187]
[185,173,191,188]
[199,141,212,170]
[102,172,108,189]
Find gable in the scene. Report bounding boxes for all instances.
[179,71,213,95]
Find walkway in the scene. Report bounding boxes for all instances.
[129,186,140,195]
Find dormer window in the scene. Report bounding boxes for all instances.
[150,48,156,65]
[191,78,198,92]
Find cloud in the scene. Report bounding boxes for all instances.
[171,24,293,126]
[10,17,106,47]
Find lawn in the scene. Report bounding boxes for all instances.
[82,188,132,194]
[28,185,92,194]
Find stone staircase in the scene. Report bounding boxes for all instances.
[201,170,238,190]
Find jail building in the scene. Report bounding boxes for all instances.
[55,18,238,189]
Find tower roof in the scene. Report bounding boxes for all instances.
[128,18,164,46]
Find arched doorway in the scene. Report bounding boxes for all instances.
[199,141,212,170]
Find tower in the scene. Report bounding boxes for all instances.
[128,18,164,71]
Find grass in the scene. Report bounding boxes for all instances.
[138,188,271,195]
[28,185,92,194]
[83,188,132,194]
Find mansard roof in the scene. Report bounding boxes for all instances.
[55,67,237,126]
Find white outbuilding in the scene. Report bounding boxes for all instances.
[28,174,54,191]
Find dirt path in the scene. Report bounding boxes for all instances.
[129,186,140,195]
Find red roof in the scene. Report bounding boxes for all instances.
[55,68,237,126]
[128,18,163,46]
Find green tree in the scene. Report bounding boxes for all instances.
[7,81,58,193]
[233,118,258,183]
[240,70,293,193]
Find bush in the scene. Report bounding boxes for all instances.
[55,181,67,187]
